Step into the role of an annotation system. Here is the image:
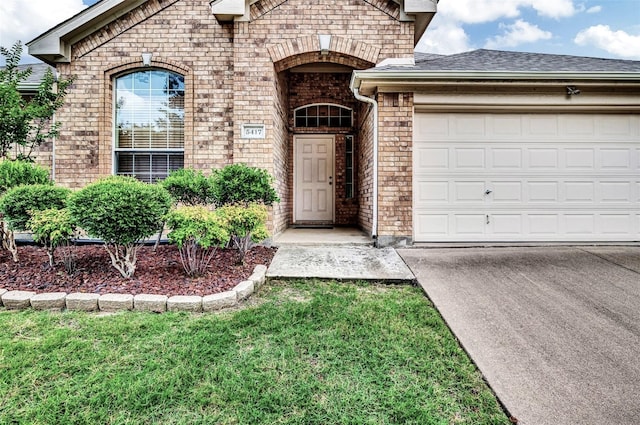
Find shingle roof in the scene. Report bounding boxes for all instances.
[404,49,640,72]
[0,63,55,91]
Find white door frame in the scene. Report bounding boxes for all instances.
[293,134,335,223]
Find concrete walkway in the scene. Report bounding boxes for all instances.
[267,246,415,282]
[398,246,640,425]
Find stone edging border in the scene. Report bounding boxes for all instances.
[0,265,267,313]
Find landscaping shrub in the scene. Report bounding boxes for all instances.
[211,164,279,206]
[215,203,269,263]
[165,206,229,277]
[27,208,77,271]
[0,184,69,262]
[67,176,172,278]
[0,184,69,231]
[0,159,50,195]
[161,168,215,206]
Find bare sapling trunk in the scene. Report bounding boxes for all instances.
[178,237,218,277]
[103,242,139,278]
[2,221,18,262]
[231,233,253,264]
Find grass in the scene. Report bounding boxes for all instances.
[0,280,510,424]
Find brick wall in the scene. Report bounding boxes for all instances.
[54,0,233,187]
[37,0,415,237]
[377,92,413,241]
[357,101,374,234]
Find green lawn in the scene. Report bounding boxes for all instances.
[0,280,509,424]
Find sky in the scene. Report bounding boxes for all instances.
[1,0,639,65]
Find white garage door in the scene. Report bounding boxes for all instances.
[413,113,640,242]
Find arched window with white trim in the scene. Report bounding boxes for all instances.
[294,103,353,128]
[114,69,184,182]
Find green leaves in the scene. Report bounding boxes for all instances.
[165,206,230,277]
[165,206,229,250]
[161,168,215,206]
[211,164,280,206]
[27,208,75,248]
[0,159,50,195]
[0,184,70,231]
[67,176,171,246]
[0,41,74,161]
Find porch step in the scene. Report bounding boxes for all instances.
[271,227,373,247]
[266,246,416,283]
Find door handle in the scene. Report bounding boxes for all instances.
[485,189,492,195]
[329,176,333,186]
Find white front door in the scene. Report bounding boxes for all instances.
[294,135,335,222]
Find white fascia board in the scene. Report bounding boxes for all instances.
[27,0,147,64]
[351,70,640,92]
[210,0,246,22]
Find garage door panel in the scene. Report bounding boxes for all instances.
[416,147,448,169]
[415,213,449,236]
[455,148,485,168]
[528,182,559,202]
[490,181,523,202]
[454,181,485,202]
[601,215,633,234]
[528,148,559,169]
[455,215,486,234]
[564,181,595,202]
[491,214,523,234]
[492,148,522,168]
[565,149,595,169]
[600,149,631,169]
[529,214,559,235]
[415,180,449,204]
[413,112,639,242]
[600,182,633,203]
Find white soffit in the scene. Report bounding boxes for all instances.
[28,0,152,64]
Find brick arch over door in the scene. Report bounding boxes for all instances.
[269,35,379,72]
[98,58,194,176]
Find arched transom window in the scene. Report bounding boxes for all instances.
[294,103,353,128]
[114,69,184,182]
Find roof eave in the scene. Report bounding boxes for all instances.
[27,0,148,65]
[351,70,640,95]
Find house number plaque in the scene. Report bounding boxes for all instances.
[241,124,266,139]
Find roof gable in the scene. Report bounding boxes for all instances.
[27,0,151,64]
[28,0,436,63]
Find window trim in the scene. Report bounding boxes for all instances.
[112,68,185,182]
[294,103,353,128]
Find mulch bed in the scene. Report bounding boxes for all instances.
[0,244,276,297]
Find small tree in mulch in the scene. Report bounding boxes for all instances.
[27,208,77,272]
[0,183,69,262]
[165,206,229,277]
[210,164,278,262]
[67,176,172,278]
[215,203,269,264]
[0,41,73,162]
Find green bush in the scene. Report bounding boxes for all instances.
[215,203,269,263]
[27,208,76,270]
[211,164,279,206]
[67,176,172,278]
[0,159,50,195]
[0,184,70,231]
[161,168,215,206]
[165,206,229,277]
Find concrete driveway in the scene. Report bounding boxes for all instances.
[397,246,640,425]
